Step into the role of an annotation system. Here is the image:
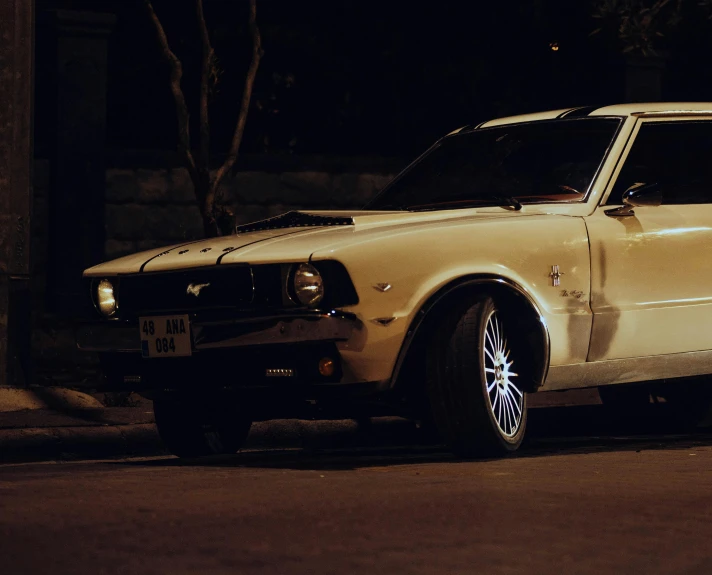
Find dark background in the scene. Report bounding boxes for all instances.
[32,0,712,161]
[9,0,712,386]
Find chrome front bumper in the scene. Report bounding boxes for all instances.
[76,310,358,352]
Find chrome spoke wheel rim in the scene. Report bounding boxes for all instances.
[483,311,523,437]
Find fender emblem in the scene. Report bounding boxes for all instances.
[549,265,565,287]
[187,282,210,297]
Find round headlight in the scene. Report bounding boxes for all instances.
[293,263,324,307]
[96,279,117,317]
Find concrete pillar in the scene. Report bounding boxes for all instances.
[0,0,34,387]
[44,10,115,314]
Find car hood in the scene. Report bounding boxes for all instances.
[84,209,547,275]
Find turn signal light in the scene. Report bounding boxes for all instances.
[318,357,336,377]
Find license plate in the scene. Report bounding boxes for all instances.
[139,315,192,358]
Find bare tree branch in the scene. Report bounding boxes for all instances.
[196,0,212,180]
[144,0,261,237]
[210,0,263,205]
[143,0,199,190]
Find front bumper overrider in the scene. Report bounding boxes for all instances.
[76,310,358,352]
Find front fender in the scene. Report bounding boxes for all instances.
[313,214,591,386]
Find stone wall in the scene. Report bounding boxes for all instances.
[104,160,398,260]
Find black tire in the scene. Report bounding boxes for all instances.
[426,294,528,457]
[153,394,252,458]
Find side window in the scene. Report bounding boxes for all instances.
[606,122,712,205]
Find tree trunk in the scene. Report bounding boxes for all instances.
[145,0,261,240]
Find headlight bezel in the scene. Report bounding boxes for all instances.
[289,263,325,308]
[281,261,359,310]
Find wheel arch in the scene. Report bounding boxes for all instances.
[390,274,551,411]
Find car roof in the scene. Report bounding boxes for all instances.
[477,103,712,128]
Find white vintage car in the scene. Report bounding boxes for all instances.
[78,103,712,457]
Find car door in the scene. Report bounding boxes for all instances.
[585,118,712,361]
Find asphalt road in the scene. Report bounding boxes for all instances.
[2,407,712,575]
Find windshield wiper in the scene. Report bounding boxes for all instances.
[409,195,523,212]
[369,203,410,211]
[483,193,522,210]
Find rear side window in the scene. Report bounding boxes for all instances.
[607,121,712,205]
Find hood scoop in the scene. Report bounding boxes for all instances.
[234,211,354,234]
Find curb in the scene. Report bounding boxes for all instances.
[0,386,602,464]
[0,386,104,413]
[0,424,164,464]
[0,417,423,464]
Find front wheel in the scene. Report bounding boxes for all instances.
[427,294,527,457]
[153,394,252,458]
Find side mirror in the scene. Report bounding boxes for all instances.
[605,182,662,217]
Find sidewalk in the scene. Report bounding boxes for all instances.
[0,386,602,464]
[0,387,155,463]
[0,387,424,464]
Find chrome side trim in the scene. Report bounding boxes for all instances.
[389,275,551,391]
[542,350,712,391]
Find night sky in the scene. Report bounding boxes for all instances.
[35,0,712,158]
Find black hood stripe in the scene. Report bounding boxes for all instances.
[139,239,206,273]
[215,227,319,264]
[140,226,332,273]
[558,105,601,118]
[556,107,581,118]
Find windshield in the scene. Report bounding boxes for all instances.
[366,118,621,211]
